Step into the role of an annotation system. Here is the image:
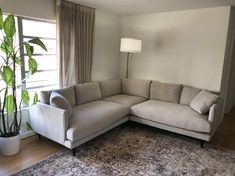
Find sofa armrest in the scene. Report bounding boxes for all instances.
[208,98,224,132]
[30,102,69,145]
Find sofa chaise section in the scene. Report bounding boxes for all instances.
[131,100,210,133]
[130,81,223,142]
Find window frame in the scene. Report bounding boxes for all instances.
[17,16,57,90]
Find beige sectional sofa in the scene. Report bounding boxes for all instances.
[30,79,223,155]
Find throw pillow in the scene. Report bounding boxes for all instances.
[50,91,73,116]
[190,90,218,114]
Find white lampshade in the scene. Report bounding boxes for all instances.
[120,38,142,53]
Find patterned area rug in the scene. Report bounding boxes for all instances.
[14,123,235,176]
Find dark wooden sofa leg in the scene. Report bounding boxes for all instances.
[72,148,76,156]
[200,140,204,148]
[38,134,42,140]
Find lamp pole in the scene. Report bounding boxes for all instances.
[126,52,130,78]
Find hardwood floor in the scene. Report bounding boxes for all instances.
[0,135,64,176]
[0,107,235,175]
[211,107,235,150]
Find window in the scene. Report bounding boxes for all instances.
[0,16,58,93]
[18,17,58,92]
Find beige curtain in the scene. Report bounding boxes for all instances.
[56,0,95,87]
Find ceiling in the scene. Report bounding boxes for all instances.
[68,0,235,16]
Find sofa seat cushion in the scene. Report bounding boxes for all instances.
[103,94,147,108]
[67,100,129,141]
[130,100,210,133]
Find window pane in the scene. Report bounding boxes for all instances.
[21,18,58,90]
[22,19,56,38]
[26,71,57,90]
[24,55,57,71]
[23,38,56,55]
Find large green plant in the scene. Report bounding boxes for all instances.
[0,9,47,137]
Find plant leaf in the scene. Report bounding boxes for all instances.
[28,58,37,74]
[3,14,16,38]
[6,95,14,113]
[24,42,34,58]
[3,66,13,86]
[33,93,38,105]
[0,36,13,53]
[22,90,30,105]
[15,57,22,66]
[26,122,32,131]
[28,37,47,51]
[0,8,3,29]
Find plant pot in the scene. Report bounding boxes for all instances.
[0,135,21,156]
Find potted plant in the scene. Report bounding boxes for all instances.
[0,8,47,156]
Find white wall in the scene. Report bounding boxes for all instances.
[92,11,121,81]
[1,0,121,81]
[121,7,230,91]
[0,0,56,21]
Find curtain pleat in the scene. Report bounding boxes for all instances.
[56,0,95,87]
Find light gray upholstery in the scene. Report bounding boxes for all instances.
[99,79,121,98]
[50,91,73,117]
[67,100,129,141]
[75,82,101,105]
[32,78,222,151]
[40,86,76,106]
[122,79,151,99]
[103,94,147,108]
[190,90,218,114]
[180,86,201,105]
[30,102,69,145]
[131,100,210,133]
[150,81,183,103]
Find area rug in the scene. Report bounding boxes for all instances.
[13,124,235,176]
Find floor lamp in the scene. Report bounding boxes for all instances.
[120,38,142,78]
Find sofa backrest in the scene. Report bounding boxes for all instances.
[122,79,151,99]
[75,82,101,105]
[40,86,76,106]
[150,81,183,103]
[180,86,201,105]
[99,79,121,98]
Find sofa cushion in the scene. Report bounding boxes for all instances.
[99,79,121,98]
[40,86,75,106]
[50,91,72,117]
[131,100,210,133]
[122,79,151,99]
[67,100,129,141]
[75,82,101,105]
[103,94,147,108]
[180,86,201,105]
[190,90,218,114]
[150,81,183,103]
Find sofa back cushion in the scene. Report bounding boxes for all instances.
[180,86,201,105]
[40,86,75,106]
[75,82,101,105]
[150,81,183,103]
[99,79,121,98]
[122,79,151,99]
